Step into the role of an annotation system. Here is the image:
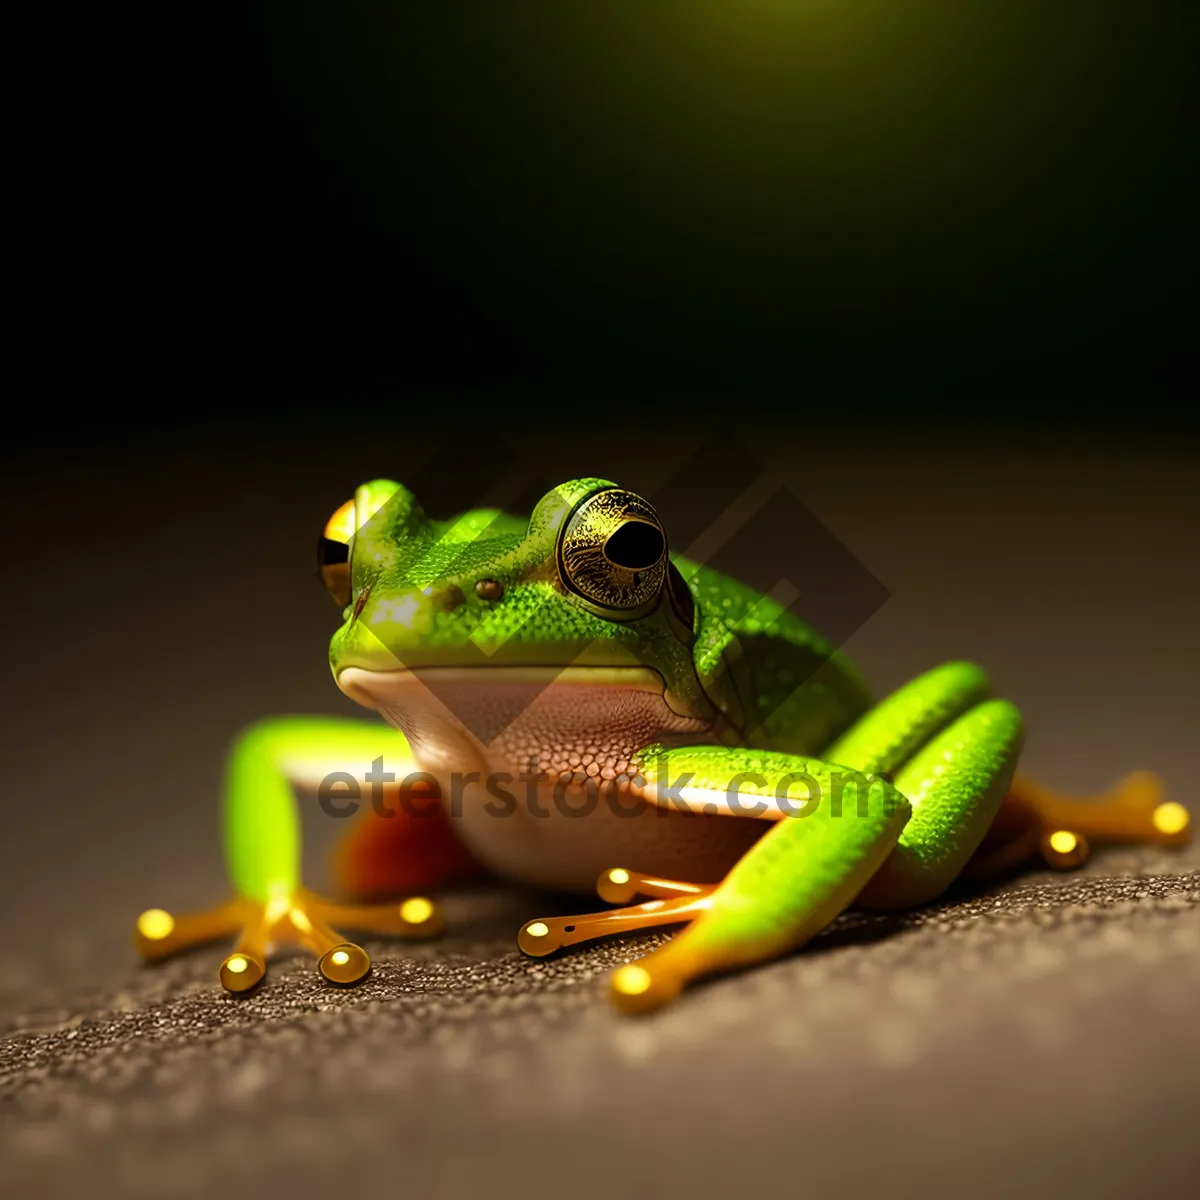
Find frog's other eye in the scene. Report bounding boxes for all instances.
[558,488,668,617]
[317,499,354,607]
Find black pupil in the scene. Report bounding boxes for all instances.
[604,520,664,570]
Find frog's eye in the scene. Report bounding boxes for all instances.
[317,499,354,607]
[557,488,668,617]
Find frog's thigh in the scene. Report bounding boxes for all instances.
[853,698,1024,910]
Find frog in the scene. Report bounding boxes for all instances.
[135,477,1192,1013]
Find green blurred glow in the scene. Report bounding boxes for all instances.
[257,0,1193,359]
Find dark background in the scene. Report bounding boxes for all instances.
[33,0,1199,453]
[4,5,1199,1199]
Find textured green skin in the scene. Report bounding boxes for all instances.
[640,668,1021,970]
[223,479,1023,971]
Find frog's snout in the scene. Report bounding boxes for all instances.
[352,581,469,625]
[346,584,439,649]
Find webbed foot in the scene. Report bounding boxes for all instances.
[135,889,443,993]
[971,771,1190,876]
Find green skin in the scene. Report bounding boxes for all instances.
[215,476,1023,1010]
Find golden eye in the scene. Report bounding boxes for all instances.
[317,499,354,607]
[557,489,668,616]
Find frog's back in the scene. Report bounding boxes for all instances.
[681,557,873,756]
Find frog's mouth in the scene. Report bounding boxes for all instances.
[336,665,710,778]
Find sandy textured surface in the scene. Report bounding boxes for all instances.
[3,855,1198,1200]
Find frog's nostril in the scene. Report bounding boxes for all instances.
[351,584,371,622]
[475,578,504,602]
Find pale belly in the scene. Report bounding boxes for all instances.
[435,774,766,893]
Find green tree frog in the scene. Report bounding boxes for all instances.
[136,479,1191,1012]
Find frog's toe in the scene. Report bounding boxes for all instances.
[595,868,713,905]
[517,918,568,957]
[219,950,266,993]
[609,961,684,1015]
[1038,828,1093,870]
[317,942,372,985]
[134,899,244,962]
[518,889,713,959]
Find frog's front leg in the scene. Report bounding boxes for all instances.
[598,663,1023,1011]
[135,716,464,992]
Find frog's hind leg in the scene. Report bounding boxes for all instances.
[829,663,1026,912]
[606,662,1021,1011]
[518,872,716,957]
[135,716,452,993]
[966,770,1190,878]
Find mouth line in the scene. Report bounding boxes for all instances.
[336,664,668,709]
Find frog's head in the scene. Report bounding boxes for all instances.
[322,478,715,770]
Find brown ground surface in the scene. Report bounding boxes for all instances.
[1,435,1197,1199]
